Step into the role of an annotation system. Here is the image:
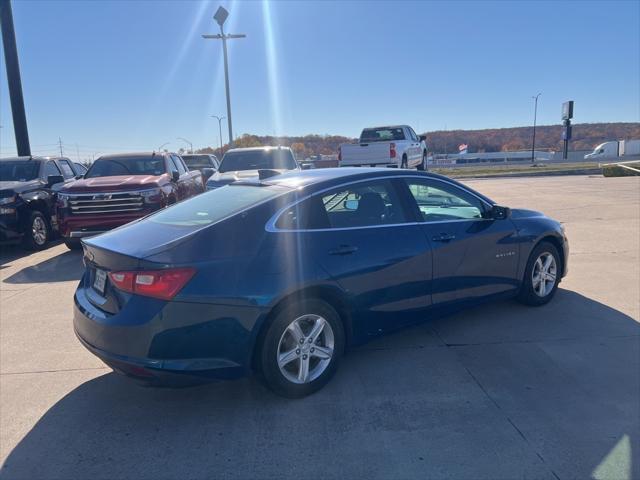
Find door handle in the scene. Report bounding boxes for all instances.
[328,245,359,255]
[432,233,456,242]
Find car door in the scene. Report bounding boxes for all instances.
[167,155,188,200]
[401,177,520,304]
[272,178,432,337]
[405,127,422,167]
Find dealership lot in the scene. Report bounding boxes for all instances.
[0,175,638,479]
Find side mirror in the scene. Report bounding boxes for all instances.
[419,135,427,142]
[202,168,214,180]
[171,171,180,182]
[489,205,511,220]
[75,174,84,180]
[47,174,64,187]
[301,163,312,170]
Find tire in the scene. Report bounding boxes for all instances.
[22,211,50,251]
[64,238,82,250]
[517,241,561,306]
[259,299,345,398]
[417,151,427,171]
[401,154,408,169]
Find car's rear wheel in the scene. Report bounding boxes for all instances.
[401,154,408,169]
[517,241,561,306]
[22,211,49,250]
[259,299,344,398]
[417,151,427,171]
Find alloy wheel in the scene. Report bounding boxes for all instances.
[277,314,335,384]
[32,216,47,246]
[532,252,557,297]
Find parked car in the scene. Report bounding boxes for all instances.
[0,156,82,249]
[206,146,299,190]
[181,154,219,180]
[339,125,427,169]
[74,167,569,398]
[56,152,204,250]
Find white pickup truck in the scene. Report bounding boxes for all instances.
[339,125,428,170]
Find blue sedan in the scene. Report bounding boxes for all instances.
[74,168,569,397]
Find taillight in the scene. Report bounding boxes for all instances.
[390,143,396,159]
[108,268,196,300]
[338,147,342,162]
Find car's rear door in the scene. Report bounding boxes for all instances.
[272,177,432,337]
[400,177,520,304]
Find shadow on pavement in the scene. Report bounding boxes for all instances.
[3,250,83,284]
[1,290,638,479]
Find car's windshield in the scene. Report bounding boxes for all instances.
[182,155,213,167]
[148,184,285,227]
[218,149,296,173]
[360,127,406,143]
[0,161,40,182]
[85,156,165,178]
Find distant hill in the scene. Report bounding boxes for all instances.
[196,123,640,158]
[424,123,640,154]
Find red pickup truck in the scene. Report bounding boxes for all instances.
[56,152,204,249]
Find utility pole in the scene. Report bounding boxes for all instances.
[58,137,64,156]
[203,6,245,147]
[1,0,30,156]
[211,115,225,156]
[531,93,541,164]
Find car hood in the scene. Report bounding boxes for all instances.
[206,169,288,187]
[0,179,42,196]
[61,175,165,193]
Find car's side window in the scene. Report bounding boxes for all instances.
[58,159,75,179]
[43,161,61,178]
[167,156,179,177]
[408,128,418,142]
[405,179,485,222]
[276,180,408,230]
[172,156,187,175]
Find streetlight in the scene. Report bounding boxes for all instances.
[157,142,170,152]
[177,137,193,153]
[211,115,226,156]
[202,6,246,147]
[531,93,541,164]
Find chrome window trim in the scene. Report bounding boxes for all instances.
[265,174,493,233]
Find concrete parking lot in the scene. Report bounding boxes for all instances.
[0,175,638,480]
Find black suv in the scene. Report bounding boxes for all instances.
[0,156,83,250]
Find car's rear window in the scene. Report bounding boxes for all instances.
[360,128,405,143]
[218,149,297,173]
[148,184,285,227]
[85,156,165,177]
[182,155,213,167]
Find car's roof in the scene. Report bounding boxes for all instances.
[263,167,438,188]
[0,156,69,162]
[95,152,172,160]
[362,125,409,130]
[225,146,292,153]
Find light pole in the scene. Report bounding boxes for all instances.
[531,93,541,164]
[202,6,245,148]
[157,142,170,152]
[211,115,226,156]
[177,137,193,153]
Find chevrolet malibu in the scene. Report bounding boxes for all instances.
[74,168,568,398]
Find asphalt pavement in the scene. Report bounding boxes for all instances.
[0,175,638,480]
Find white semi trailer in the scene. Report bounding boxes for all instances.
[584,140,640,159]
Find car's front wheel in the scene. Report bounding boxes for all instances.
[22,211,50,250]
[260,299,344,398]
[417,151,427,171]
[517,241,561,306]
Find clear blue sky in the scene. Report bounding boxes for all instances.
[1,0,638,159]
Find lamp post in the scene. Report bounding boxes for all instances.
[211,115,225,156]
[157,142,170,152]
[531,93,541,164]
[202,6,245,148]
[177,137,193,153]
